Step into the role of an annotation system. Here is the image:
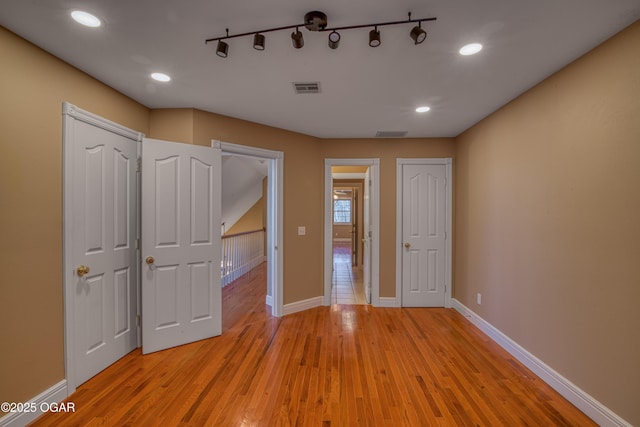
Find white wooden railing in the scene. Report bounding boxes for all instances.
[221,228,266,287]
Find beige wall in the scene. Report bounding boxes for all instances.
[225,197,265,235]
[332,224,352,239]
[321,139,455,297]
[454,21,640,425]
[149,108,194,144]
[0,28,150,404]
[332,165,369,174]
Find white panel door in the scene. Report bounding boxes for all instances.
[401,164,447,307]
[363,168,372,304]
[141,138,221,354]
[66,116,138,386]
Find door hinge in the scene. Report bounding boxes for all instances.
[136,158,141,172]
[136,315,141,327]
[135,238,140,250]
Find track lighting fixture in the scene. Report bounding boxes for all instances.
[369,27,381,47]
[253,33,265,50]
[205,11,436,57]
[291,27,304,49]
[328,31,340,49]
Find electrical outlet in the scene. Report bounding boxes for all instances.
[298,226,306,236]
[477,293,482,305]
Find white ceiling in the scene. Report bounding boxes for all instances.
[1,0,639,138]
[222,154,268,200]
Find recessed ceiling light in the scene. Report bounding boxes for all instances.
[71,11,101,28]
[151,72,171,82]
[416,106,431,113]
[459,43,483,56]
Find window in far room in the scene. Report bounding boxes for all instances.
[333,198,352,224]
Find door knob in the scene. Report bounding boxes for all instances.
[404,242,411,249]
[76,265,90,277]
[146,256,155,265]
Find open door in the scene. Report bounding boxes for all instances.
[363,168,372,304]
[141,138,222,354]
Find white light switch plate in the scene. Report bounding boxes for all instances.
[298,226,306,236]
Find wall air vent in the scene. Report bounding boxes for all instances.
[292,82,321,94]
[375,131,408,138]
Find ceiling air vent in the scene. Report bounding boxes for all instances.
[292,82,321,94]
[375,130,408,138]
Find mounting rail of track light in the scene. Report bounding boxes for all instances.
[205,11,436,58]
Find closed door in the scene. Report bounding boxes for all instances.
[401,164,447,307]
[65,111,139,386]
[141,138,222,354]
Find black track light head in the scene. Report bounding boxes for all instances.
[291,28,304,49]
[410,23,427,44]
[216,40,228,57]
[253,33,265,50]
[369,27,381,47]
[328,31,340,49]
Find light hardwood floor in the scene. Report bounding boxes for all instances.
[332,241,367,305]
[30,263,594,426]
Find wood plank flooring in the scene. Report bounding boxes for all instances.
[31,263,595,426]
[331,241,367,305]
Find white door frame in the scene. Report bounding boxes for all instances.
[62,103,143,395]
[324,158,380,306]
[216,141,284,317]
[396,158,453,308]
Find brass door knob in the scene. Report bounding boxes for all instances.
[76,265,90,277]
[146,256,155,265]
[404,242,411,249]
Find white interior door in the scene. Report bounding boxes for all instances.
[63,105,139,388]
[401,163,447,307]
[363,168,372,303]
[141,138,221,354]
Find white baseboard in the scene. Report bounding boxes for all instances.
[283,296,323,316]
[376,297,399,307]
[0,380,67,427]
[265,294,273,307]
[451,299,631,427]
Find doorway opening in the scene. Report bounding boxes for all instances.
[217,141,284,317]
[324,159,380,306]
[331,178,365,304]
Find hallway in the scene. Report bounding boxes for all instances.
[30,262,595,426]
[331,241,367,304]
